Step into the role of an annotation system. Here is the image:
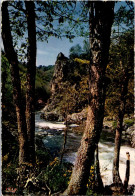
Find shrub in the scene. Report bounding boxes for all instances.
[37,158,72,193]
[112,120,117,129]
[124,119,134,127]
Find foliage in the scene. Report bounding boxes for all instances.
[35,65,54,109]
[69,44,83,59]
[105,29,134,117]
[69,40,90,60]
[124,119,134,127]
[37,157,72,193]
[2,162,18,193]
[7,1,89,63]
[2,126,19,194]
[112,120,117,130]
[2,1,134,194]
[1,54,13,107]
[113,2,134,35]
[87,165,95,190]
[2,54,54,112]
[86,165,99,196]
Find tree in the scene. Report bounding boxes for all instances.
[25,1,36,164]
[69,44,83,59]
[112,3,134,185]
[109,30,134,185]
[2,1,36,185]
[69,40,90,60]
[2,0,80,170]
[105,2,134,185]
[64,2,114,195]
[2,1,29,167]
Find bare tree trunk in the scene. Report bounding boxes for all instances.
[2,1,28,165]
[63,2,114,195]
[124,152,130,189]
[113,69,129,185]
[95,145,104,189]
[25,1,36,164]
[113,122,123,184]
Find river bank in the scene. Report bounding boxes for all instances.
[35,113,135,190]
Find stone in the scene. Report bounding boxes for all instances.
[42,52,83,121]
[66,109,87,125]
[43,112,59,121]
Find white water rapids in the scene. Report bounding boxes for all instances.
[35,113,135,188]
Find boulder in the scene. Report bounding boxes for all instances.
[131,130,135,148]
[42,52,75,119]
[41,112,59,121]
[66,109,87,125]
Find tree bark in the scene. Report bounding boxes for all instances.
[95,145,104,189]
[2,1,28,165]
[113,69,129,184]
[124,152,130,189]
[25,1,36,164]
[63,2,114,195]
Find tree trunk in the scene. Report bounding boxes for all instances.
[113,69,129,184]
[95,145,104,190]
[113,123,122,184]
[25,1,36,164]
[124,152,130,189]
[2,1,28,165]
[63,2,114,195]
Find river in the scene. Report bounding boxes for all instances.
[35,113,135,187]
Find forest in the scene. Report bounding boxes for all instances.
[1,1,134,195]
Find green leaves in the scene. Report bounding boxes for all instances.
[105,29,134,117]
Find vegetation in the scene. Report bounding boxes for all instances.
[35,65,54,109]
[2,1,134,195]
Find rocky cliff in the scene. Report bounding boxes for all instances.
[51,52,73,95]
[42,52,89,121]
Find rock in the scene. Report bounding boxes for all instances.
[36,131,48,136]
[126,135,131,139]
[131,130,135,148]
[42,112,59,121]
[123,125,135,147]
[42,52,88,122]
[122,131,126,135]
[36,129,63,136]
[66,109,87,125]
[103,125,110,129]
[123,124,128,130]
[57,52,68,60]
[126,126,134,135]
[42,52,75,120]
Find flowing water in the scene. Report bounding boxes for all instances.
[35,113,135,187]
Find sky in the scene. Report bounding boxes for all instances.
[37,36,85,66]
[36,1,127,67]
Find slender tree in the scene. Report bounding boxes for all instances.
[25,1,36,164]
[2,2,37,186]
[2,1,29,166]
[64,2,114,195]
[113,68,129,184]
[111,31,134,185]
[111,3,134,185]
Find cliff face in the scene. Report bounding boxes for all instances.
[51,52,72,95]
[42,52,89,121]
